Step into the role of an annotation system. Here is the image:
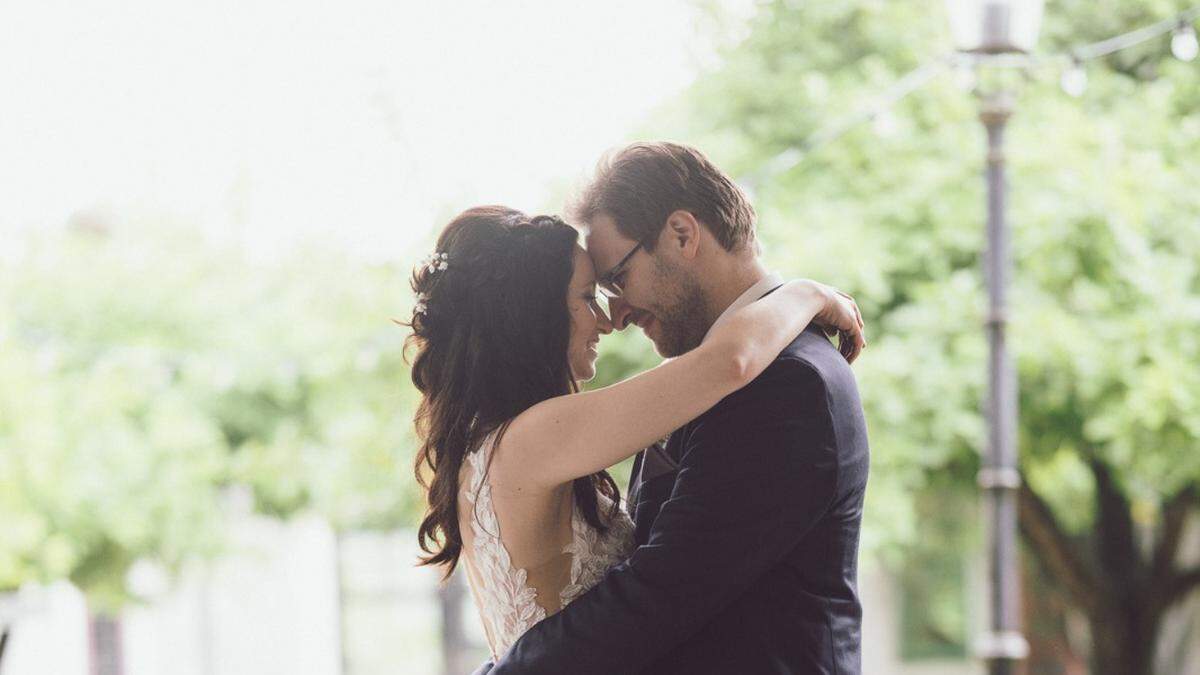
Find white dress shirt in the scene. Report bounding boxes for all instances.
[701,273,785,344]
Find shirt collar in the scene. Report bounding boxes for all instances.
[701,272,785,344]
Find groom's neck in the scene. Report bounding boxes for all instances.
[702,254,772,328]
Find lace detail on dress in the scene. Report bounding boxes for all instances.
[461,433,635,660]
[462,442,546,657]
[559,491,634,606]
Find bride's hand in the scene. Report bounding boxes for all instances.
[798,280,866,363]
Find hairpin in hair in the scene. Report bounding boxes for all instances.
[421,251,449,273]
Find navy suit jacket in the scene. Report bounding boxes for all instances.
[485,322,870,674]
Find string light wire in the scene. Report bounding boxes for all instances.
[759,5,1200,175]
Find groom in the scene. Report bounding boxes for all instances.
[482,141,869,674]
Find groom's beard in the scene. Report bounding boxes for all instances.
[648,258,710,358]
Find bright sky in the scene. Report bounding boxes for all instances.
[0,0,753,261]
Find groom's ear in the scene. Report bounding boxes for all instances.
[664,209,702,261]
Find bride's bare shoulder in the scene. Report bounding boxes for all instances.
[485,415,563,493]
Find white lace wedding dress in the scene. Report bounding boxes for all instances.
[457,430,635,660]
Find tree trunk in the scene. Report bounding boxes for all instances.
[1022,548,1088,675]
[87,610,124,675]
[1086,459,1160,675]
[1019,458,1200,674]
[1089,606,1159,675]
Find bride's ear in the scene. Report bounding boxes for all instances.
[664,210,702,261]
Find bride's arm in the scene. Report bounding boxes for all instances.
[494,279,863,488]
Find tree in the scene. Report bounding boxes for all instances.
[0,212,424,667]
[641,1,1200,672]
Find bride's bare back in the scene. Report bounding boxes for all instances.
[456,430,634,659]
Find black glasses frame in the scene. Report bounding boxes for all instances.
[596,240,644,299]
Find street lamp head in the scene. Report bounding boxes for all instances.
[946,0,1045,54]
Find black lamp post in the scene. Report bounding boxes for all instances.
[945,1,1044,673]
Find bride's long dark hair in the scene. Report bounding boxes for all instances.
[403,205,621,578]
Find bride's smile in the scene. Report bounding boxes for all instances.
[406,142,868,673]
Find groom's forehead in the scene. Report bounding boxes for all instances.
[583,214,633,269]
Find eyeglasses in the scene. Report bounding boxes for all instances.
[596,240,644,300]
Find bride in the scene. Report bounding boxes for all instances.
[403,205,864,660]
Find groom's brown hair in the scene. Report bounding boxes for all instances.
[571,141,756,252]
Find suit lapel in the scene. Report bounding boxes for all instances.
[626,451,645,520]
[642,437,679,479]
[629,431,684,545]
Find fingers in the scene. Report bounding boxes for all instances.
[839,327,865,363]
[831,289,866,363]
[813,284,866,363]
[836,289,865,332]
[839,329,862,363]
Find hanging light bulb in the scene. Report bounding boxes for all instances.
[1061,59,1088,97]
[1172,22,1199,61]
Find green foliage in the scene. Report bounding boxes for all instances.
[641,0,1200,552]
[0,218,422,609]
[628,0,1200,662]
[3,2,1198,644]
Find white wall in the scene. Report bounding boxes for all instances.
[1,583,90,675]
[2,513,342,675]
